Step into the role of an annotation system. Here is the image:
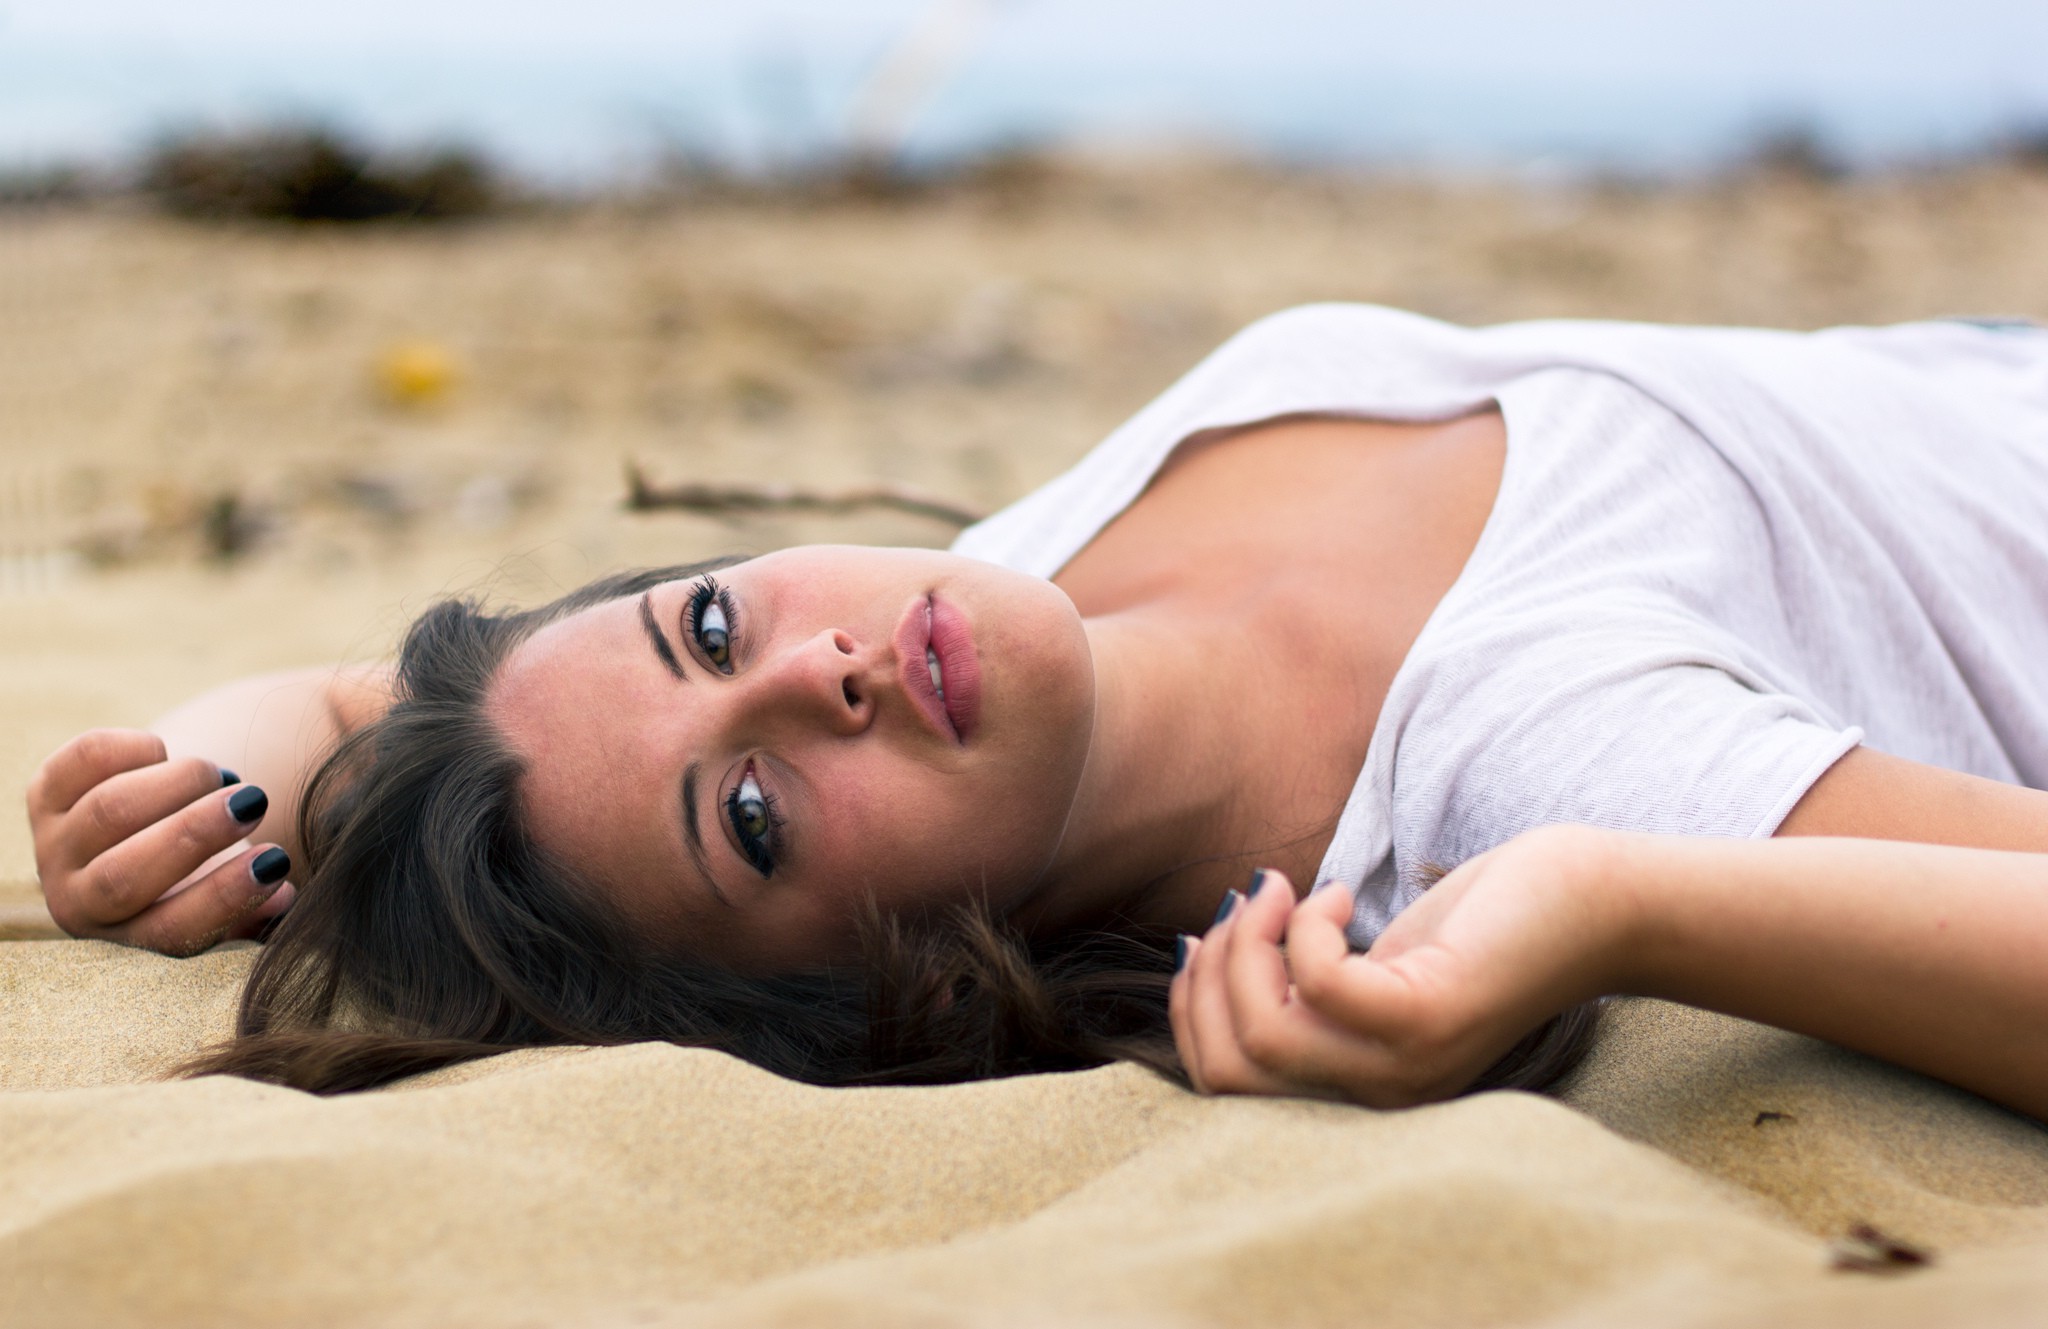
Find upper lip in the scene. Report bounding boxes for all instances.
[894,594,959,743]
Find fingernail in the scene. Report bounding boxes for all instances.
[1174,935,1189,971]
[1248,868,1270,897]
[250,847,291,888]
[228,785,269,825]
[219,768,241,787]
[1212,890,1242,928]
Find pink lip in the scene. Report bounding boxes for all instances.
[928,594,981,741]
[894,593,980,744]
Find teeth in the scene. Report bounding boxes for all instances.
[926,646,946,700]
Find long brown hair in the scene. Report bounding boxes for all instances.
[186,563,1598,1096]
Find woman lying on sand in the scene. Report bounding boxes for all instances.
[27,305,2048,1116]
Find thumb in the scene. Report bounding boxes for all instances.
[1286,881,1358,972]
[1302,880,1357,925]
[1287,884,1432,1037]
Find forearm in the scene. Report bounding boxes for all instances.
[1606,833,2048,1120]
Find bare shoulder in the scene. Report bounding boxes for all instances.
[1778,745,2048,853]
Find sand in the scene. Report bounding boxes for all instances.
[5,157,2048,1326]
[7,945,2048,1328]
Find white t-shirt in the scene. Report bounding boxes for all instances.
[951,305,2048,945]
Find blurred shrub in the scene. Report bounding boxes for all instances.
[0,165,101,208]
[2004,124,2048,169]
[141,126,497,222]
[1734,122,1846,181]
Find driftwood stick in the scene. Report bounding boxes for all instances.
[623,461,986,528]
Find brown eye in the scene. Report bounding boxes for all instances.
[726,768,778,876]
[735,784,768,838]
[688,577,736,673]
[697,600,730,668]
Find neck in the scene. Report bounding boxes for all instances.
[1014,607,1273,938]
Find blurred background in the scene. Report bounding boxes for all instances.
[3,1,2048,882]
[8,1,2048,180]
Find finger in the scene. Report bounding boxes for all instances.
[1168,934,1203,1089]
[27,729,171,817]
[1287,884,1425,1039]
[1186,897,1261,1092]
[69,783,271,926]
[1198,958,1365,1100]
[245,880,297,925]
[219,880,299,943]
[1212,889,1426,1103]
[112,845,292,958]
[1222,870,1318,1072]
[1284,881,1364,991]
[1184,882,1300,1096]
[59,756,244,868]
[1178,883,1248,1090]
[1221,867,1295,1022]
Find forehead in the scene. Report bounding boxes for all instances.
[488,593,648,744]
[485,589,697,933]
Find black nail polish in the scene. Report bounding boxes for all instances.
[219,768,241,788]
[1174,935,1189,971]
[1212,890,1242,928]
[250,847,291,887]
[228,785,269,825]
[1248,868,1269,896]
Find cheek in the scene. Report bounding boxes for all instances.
[805,753,1062,914]
[984,591,1094,753]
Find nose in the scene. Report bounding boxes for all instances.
[735,627,875,740]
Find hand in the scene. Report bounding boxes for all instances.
[1168,825,1630,1107]
[27,729,295,956]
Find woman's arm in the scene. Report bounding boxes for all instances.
[151,664,394,864]
[1171,825,2048,1120]
[28,665,392,953]
[1779,745,2048,852]
[1612,832,2048,1118]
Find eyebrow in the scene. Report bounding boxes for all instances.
[680,762,732,909]
[639,591,687,681]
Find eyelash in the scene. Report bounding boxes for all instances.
[685,574,741,673]
[726,772,785,877]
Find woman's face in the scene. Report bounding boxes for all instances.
[487,545,1097,972]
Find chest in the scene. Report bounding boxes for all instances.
[1052,412,1506,885]
[1057,412,1505,689]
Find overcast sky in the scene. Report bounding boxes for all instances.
[5,1,2045,176]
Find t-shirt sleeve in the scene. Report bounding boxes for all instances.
[1386,642,1863,889]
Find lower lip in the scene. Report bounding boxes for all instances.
[928,595,982,742]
